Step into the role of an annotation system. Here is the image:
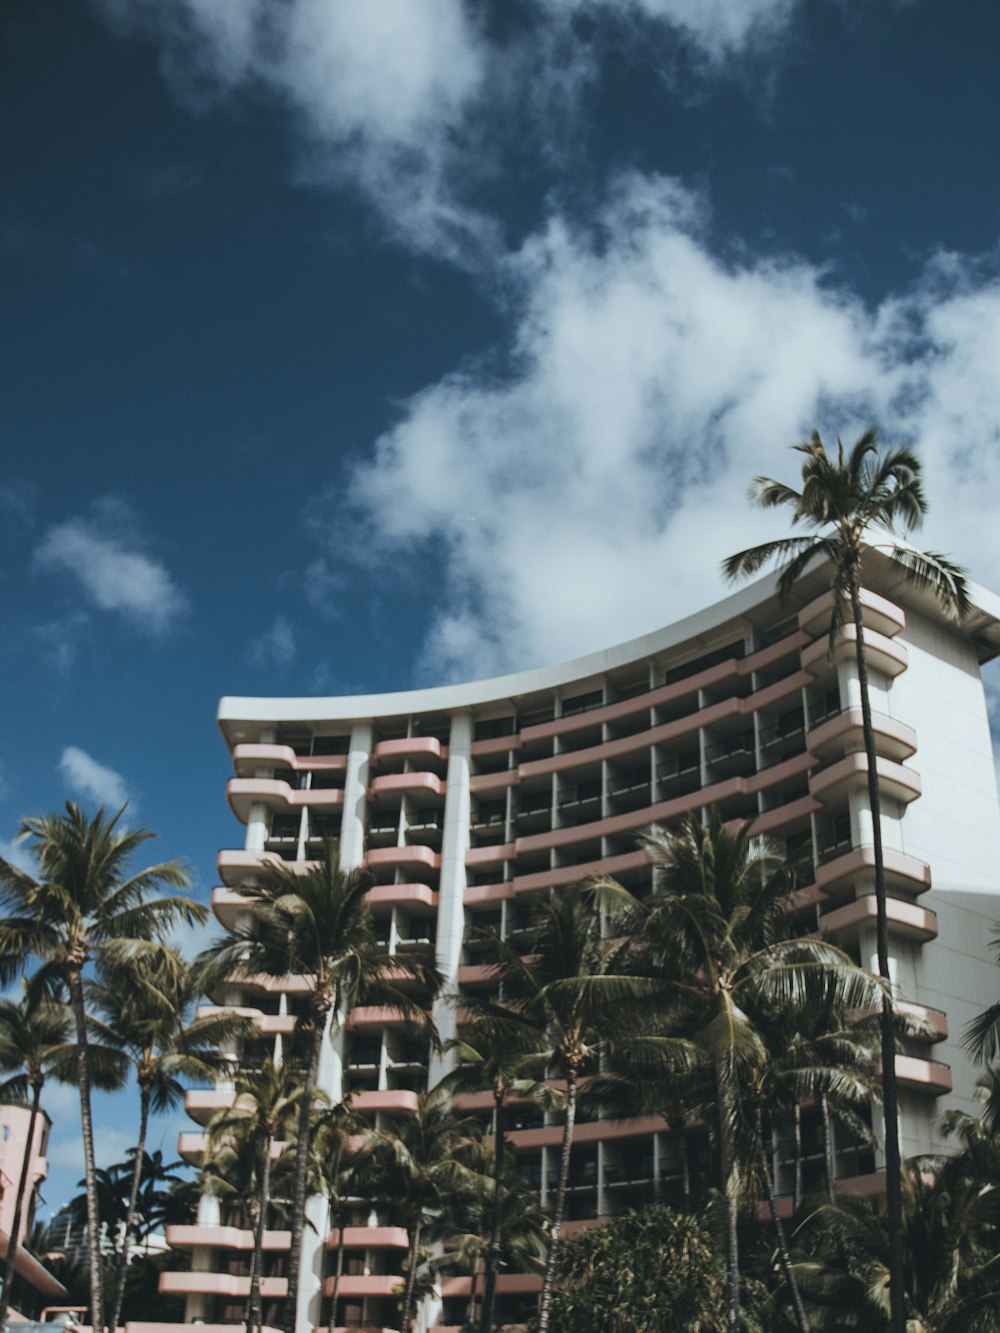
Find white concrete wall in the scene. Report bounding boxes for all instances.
[889,609,1000,1143]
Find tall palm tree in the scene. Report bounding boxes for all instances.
[0,988,79,1330]
[89,948,253,1333]
[795,1154,1000,1330]
[206,1059,301,1333]
[601,810,885,1333]
[444,998,555,1333]
[0,802,204,1332]
[724,428,970,1333]
[373,1084,485,1333]
[197,840,440,1333]
[485,883,658,1333]
[307,1098,372,1333]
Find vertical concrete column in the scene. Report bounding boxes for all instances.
[245,802,268,853]
[340,721,373,869]
[298,723,370,1333]
[295,1193,331,1333]
[428,710,472,1087]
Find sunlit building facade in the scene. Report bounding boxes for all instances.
[163,553,1000,1333]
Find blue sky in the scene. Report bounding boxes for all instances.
[4,0,1000,1216]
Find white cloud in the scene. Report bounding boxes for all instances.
[60,746,131,810]
[248,615,297,669]
[340,173,1000,680]
[96,0,810,262]
[34,504,187,634]
[0,836,33,875]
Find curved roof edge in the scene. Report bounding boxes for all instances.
[218,557,1000,733]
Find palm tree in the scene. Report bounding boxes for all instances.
[724,428,970,1333]
[308,1098,373,1333]
[197,840,440,1333]
[206,1059,301,1333]
[89,948,253,1333]
[601,810,885,1333]
[0,802,204,1332]
[794,1155,1000,1330]
[0,988,79,1330]
[485,883,659,1333]
[964,924,1000,1070]
[373,1084,485,1333]
[444,998,555,1333]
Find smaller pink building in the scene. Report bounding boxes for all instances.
[0,1103,69,1322]
[0,1104,50,1248]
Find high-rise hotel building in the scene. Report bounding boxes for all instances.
[160,553,1000,1333]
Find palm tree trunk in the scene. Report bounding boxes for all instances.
[67,966,105,1333]
[716,1058,740,1333]
[821,1092,836,1204]
[109,1088,151,1333]
[479,1088,506,1333]
[327,1207,346,1333]
[400,1216,423,1333]
[793,1102,803,1214]
[282,1016,325,1333]
[466,1253,482,1330]
[251,1137,273,1333]
[0,1078,43,1330]
[679,1126,691,1204]
[537,1064,577,1333]
[847,570,906,1333]
[756,1108,810,1333]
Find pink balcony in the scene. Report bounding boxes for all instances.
[820,894,938,943]
[808,708,917,763]
[177,1131,208,1163]
[457,964,497,986]
[325,1225,409,1250]
[232,742,348,776]
[352,1089,420,1114]
[196,1003,297,1037]
[463,881,513,905]
[513,848,649,896]
[165,1224,290,1251]
[797,586,905,640]
[895,1000,948,1042]
[347,1006,424,1030]
[801,624,908,679]
[508,1113,667,1150]
[183,1087,236,1125]
[440,1273,542,1297]
[370,772,446,799]
[816,845,932,897]
[227,777,345,823]
[159,1270,288,1297]
[809,753,921,806]
[323,1274,404,1298]
[469,769,518,793]
[366,845,441,872]
[894,1054,953,1094]
[373,736,447,764]
[217,849,316,886]
[367,882,439,911]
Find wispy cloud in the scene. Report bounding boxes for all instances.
[0,836,33,874]
[59,746,131,810]
[34,499,187,635]
[96,0,811,263]
[249,615,297,669]
[0,479,39,539]
[339,173,1000,680]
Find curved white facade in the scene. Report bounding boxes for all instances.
[163,556,1000,1333]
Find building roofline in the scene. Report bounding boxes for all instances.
[218,554,1000,740]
